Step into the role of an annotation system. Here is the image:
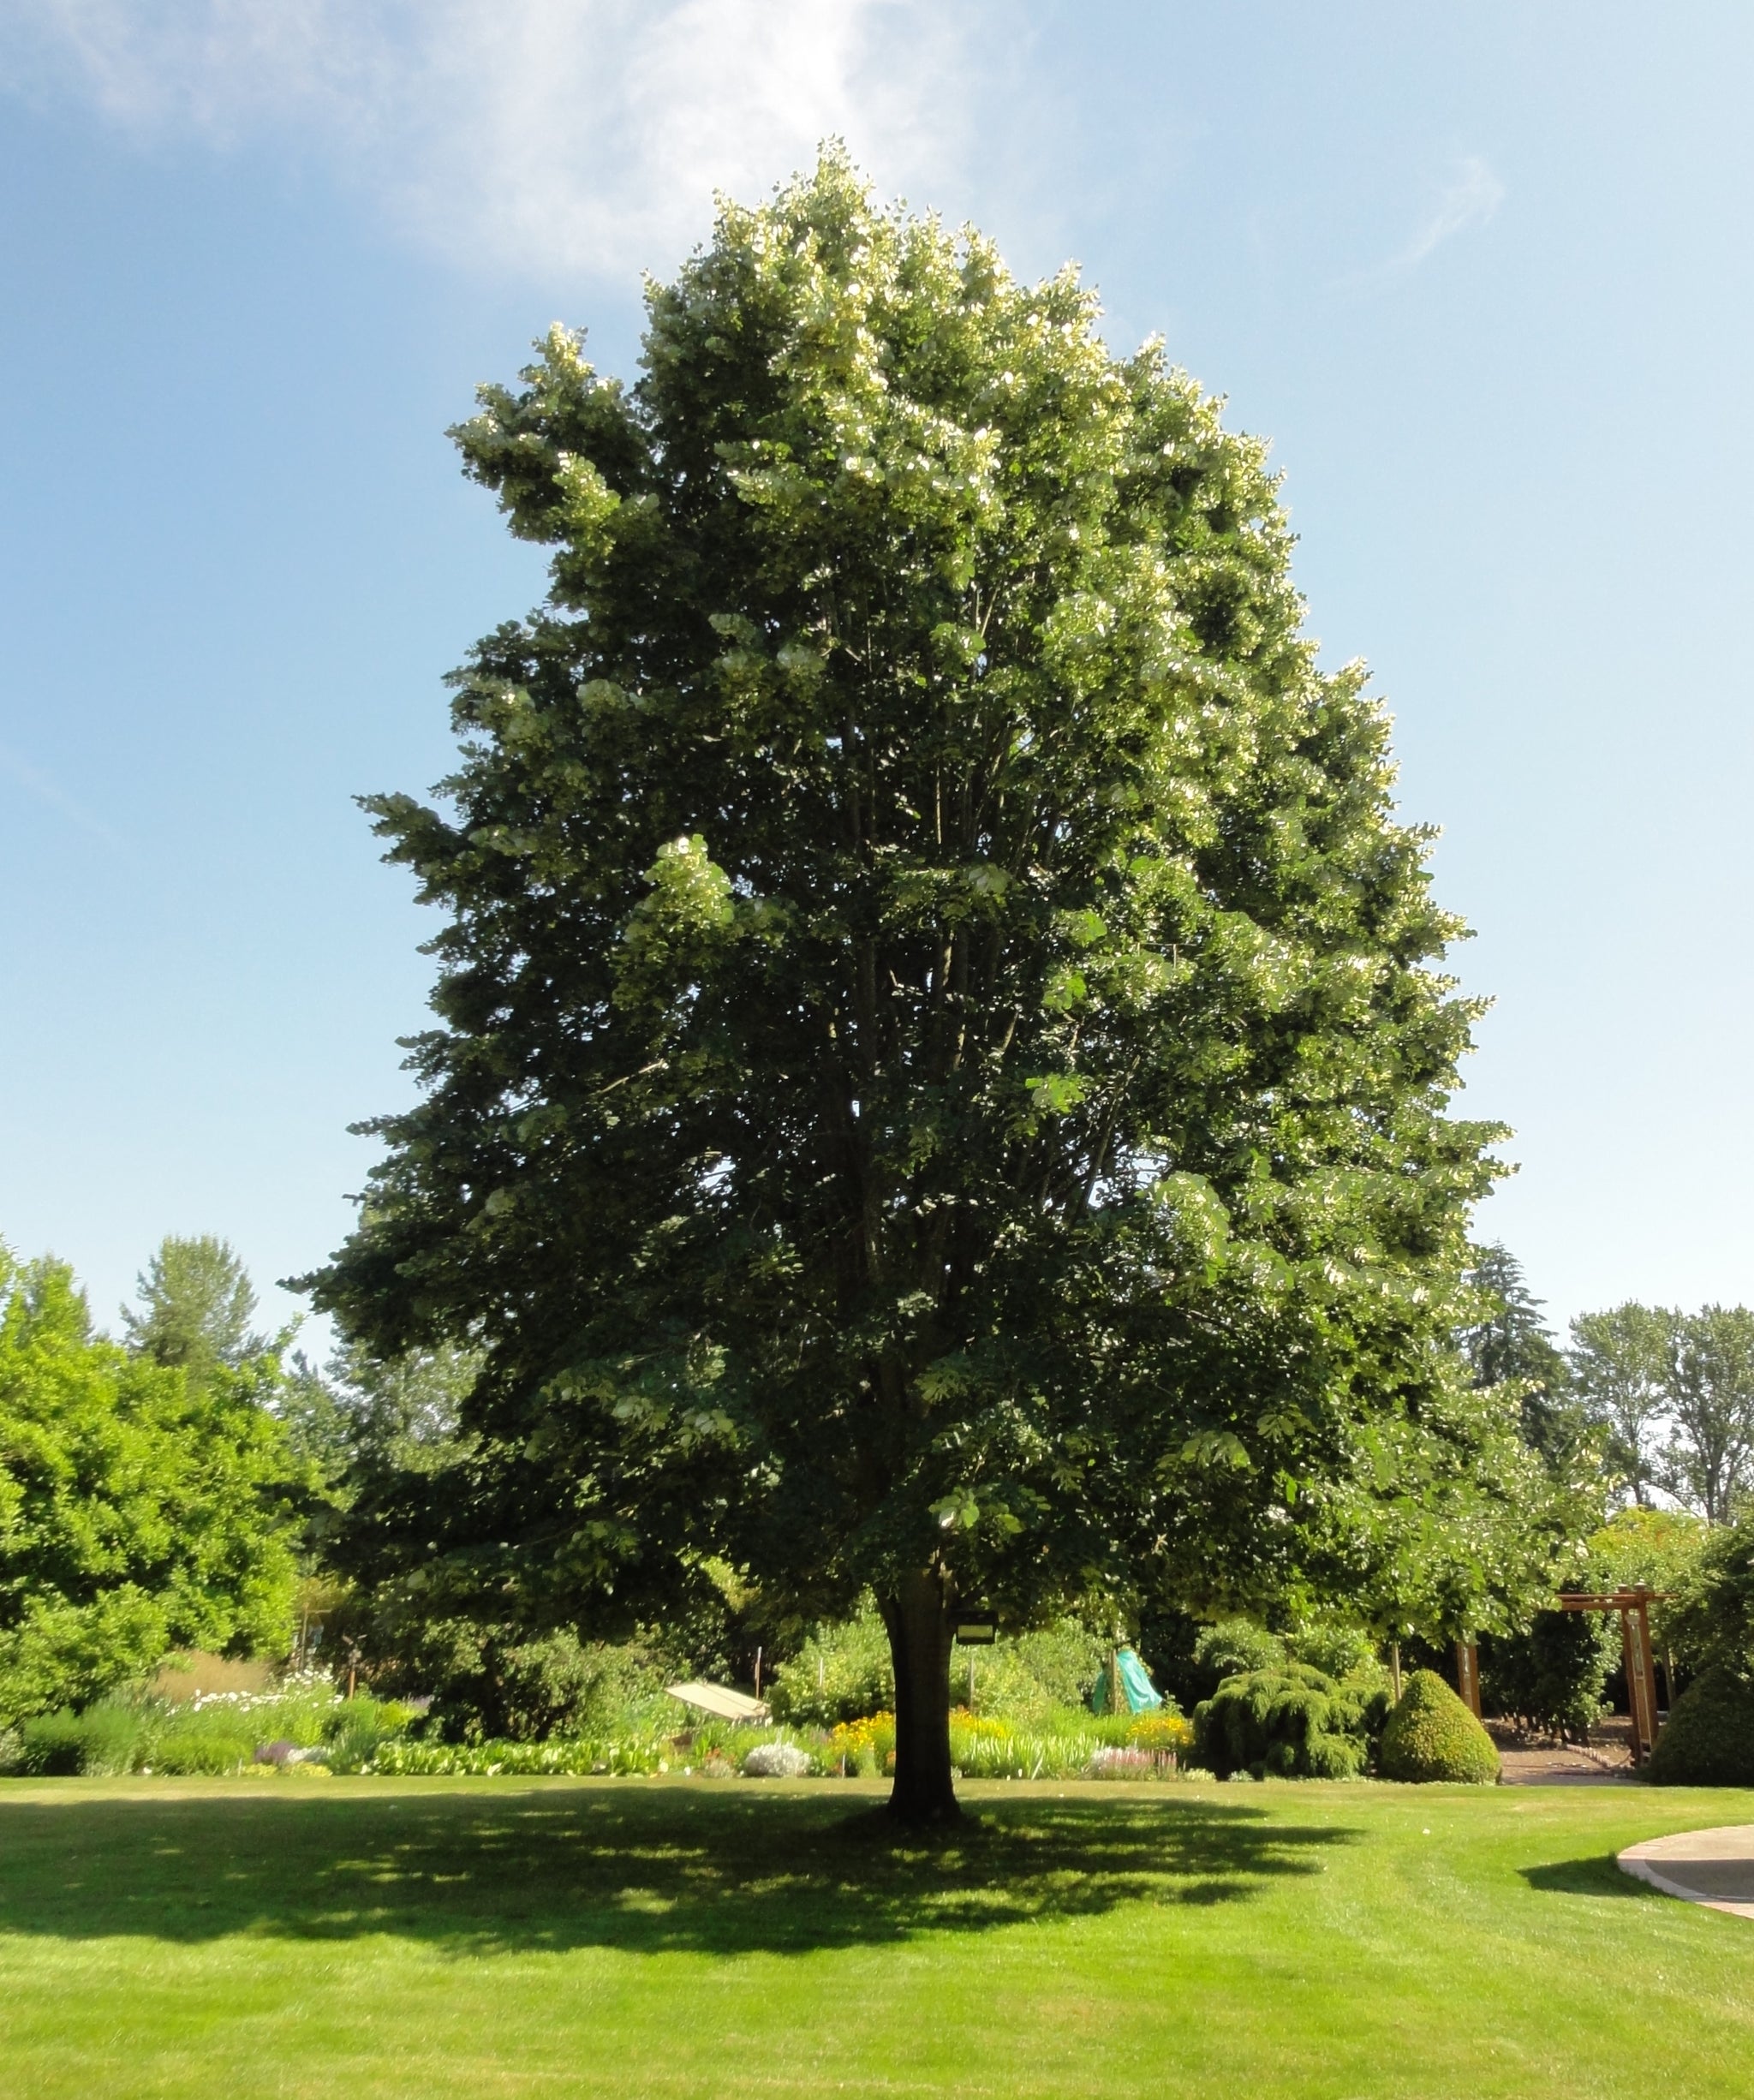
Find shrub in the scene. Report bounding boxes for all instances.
[15,1700,146,1776]
[1378,1670,1500,1784]
[1285,1624,1385,1688]
[398,1624,677,1744]
[1194,1620,1287,1683]
[1647,1666,1754,1787]
[769,1609,894,1726]
[1193,1666,1374,1780]
[1666,1518,1754,1679]
[17,1709,92,1775]
[1479,1611,1610,1739]
[957,1621,1107,1721]
[152,1726,255,1775]
[743,1741,813,1778]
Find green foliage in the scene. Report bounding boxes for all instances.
[373,1735,668,1777]
[1646,1664,1754,1787]
[962,1622,1109,1720]
[1479,1613,1608,1739]
[1285,1621,1386,1688]
[1195,1620,1288,1680]
[1656,1308,1754,1522]
[120,1235,268,1386]
[1459,1245,1588,1468]
[151,1726,255,1776]
[1663,1515,1754,1679]
[397,1625,677,1744]
[308,153,1536,1808]
[1192,1664,1379,1779]
[1,1673,417,1778]
[0,1244,305,1724]
[1377,1669,1499,1783]
[769,1608,894,1725]
[1569,1304,1754,1521]
[1568,1304,1671,1505]
[15,1699,144,1776]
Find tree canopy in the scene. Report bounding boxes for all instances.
[121,1234,269,1387]
[310,153,1541,1819]
[0,1244,302,1724]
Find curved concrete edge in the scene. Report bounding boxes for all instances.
[1619,1829,1754,1920]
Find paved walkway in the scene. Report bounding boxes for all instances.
[1619,1827,1754,1918]
[1499,1745,1634,1786]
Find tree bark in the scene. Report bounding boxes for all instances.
[880,1568,959,1824]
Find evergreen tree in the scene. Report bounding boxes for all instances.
[121,1234,267,1386]
[1459,1244,1580,1465]
[309,155,1533,1822]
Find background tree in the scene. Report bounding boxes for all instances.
[1567,1302,1670,1504]
[1458,1244,1584,1465]
[121,1234,268,1387]
[0,1243,302,1723]
[310,154,1521,1822]
[1658,1306,1754,1522]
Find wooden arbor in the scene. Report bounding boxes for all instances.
[1446,1588,1670,1766]
[1554,1586,1669,1766]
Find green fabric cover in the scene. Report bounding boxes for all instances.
[1090,1648,1163,1714]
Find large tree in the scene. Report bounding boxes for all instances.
[311,155,1524,1821]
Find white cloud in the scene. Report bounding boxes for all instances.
[1391,154,1506,271]
[0,0,974,279]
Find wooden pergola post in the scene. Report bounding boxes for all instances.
[1554,1586,1670,1768]
[1623,1589,1659,1765]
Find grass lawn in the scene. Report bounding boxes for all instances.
[1,1774,1751,2097]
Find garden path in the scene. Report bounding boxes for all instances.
[1619,1826,1754,1918]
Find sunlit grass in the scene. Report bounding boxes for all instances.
[1,1775,1751,2097]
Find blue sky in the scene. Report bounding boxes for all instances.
[2,0,1750,1342]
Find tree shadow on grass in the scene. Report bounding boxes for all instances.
[1520,1857,1665,1900]
[0,1785,1359,1957]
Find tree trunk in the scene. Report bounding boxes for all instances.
[880,1569,959,1824]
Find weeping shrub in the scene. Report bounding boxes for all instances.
[1378,1670,1500,1784]
[1192,1665,1379,1780]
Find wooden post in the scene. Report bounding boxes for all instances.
[1626,1593,1659,1763]
[1453,1639,1482,1719]
[1389,1643,1403,1704]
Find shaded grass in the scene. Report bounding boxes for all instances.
[1,1775,1752,2097]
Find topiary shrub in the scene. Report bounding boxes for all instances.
[1378,1670,1500,1783]
[1192,1664,1373,1780]
[1647,1666,1754,1787]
